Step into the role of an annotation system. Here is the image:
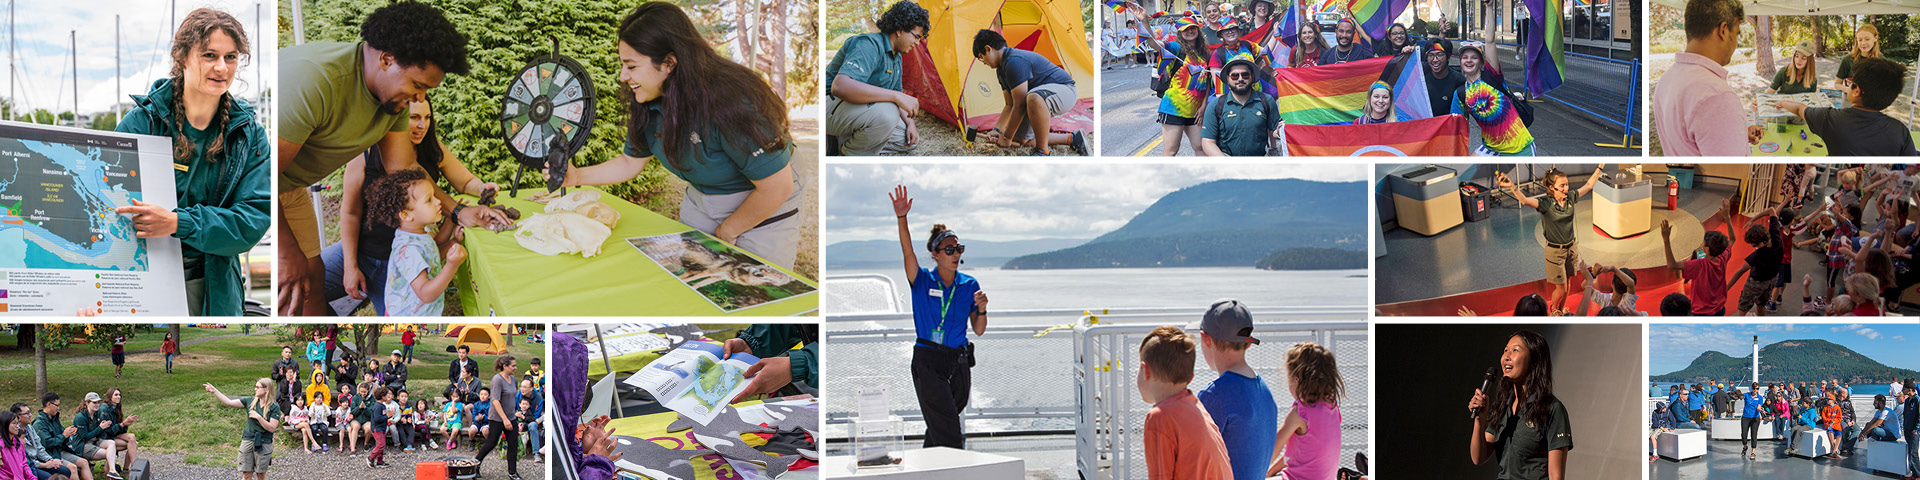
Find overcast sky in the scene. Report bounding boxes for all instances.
[1650,323,1920,375]
[8,0,274,115]
[823,163,1368,245]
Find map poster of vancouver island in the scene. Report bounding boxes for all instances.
[0,120,186,315]
[624,340,759,425]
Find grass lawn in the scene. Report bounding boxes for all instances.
[0,325,238,363]
[0,324,545,462]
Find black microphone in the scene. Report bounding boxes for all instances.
[1470,366,1498,420]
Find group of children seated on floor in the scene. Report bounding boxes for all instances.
[1135,300,1355,480]
[1505,165,1913,317]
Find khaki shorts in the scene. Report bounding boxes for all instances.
[279,189,322,259]
[1543,242,1578,285]
[1013,83,1077,140]
[238,439,272,472]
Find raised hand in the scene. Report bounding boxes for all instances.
[889,185,913,218]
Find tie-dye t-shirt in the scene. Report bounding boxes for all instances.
[383,229,445,316]
[1158,41,1211,119]
[1457,79,1534,154]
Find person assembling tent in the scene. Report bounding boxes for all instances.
[970,29,1092,156]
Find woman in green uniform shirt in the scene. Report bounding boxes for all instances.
[1467,330,1571,480]
[554,2,803,268]
[113,8,271,316]
[1767,41,1818,95]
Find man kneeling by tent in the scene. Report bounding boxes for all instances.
[825,1,929,156]
[971,29,1090,155]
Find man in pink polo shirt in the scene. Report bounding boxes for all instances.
[1653,0,1764,156]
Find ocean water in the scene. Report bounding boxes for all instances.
[826,266,1368,319]
[1648,381,1903,399]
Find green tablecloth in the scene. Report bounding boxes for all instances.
[453,186,817,316]
[1752,123,1920,156]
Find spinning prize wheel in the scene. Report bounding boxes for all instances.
[499,37,597,198]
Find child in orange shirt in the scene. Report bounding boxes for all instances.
[1138,325,1231,480]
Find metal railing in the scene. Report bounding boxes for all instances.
[1074,312,1369,480]
[822,304,1369,479]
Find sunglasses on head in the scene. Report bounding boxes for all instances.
[938,245,967,255]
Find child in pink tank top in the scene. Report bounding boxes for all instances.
[1267,342,1347,480]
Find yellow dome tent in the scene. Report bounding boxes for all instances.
[902,0,1095,133]
[451,324,508,355]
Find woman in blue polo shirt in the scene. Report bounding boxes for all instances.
[556,2,802,268]
[889,185,988,449]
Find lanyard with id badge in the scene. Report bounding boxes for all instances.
[930,280,957,342]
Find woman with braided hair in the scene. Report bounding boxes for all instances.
[113,7,270,316]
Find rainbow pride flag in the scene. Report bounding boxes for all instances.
[1272,56,1391,125]
[1525,0,1566,95]
[1283,114,1468,156]
[1106,0,1128,14]
[1348,0,1411,43]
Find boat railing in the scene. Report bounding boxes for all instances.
[824,305,1369,480]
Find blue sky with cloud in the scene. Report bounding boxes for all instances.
[823,163,1368,245]
[1650,323,1920,374]
[8,1,272,115]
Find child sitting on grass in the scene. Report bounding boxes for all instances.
[1266,342,1347,479]
[362,168,468,317]
[1137,325,1231,479]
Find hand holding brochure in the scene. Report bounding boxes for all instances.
[624,341,759,425]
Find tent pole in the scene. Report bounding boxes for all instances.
[592,323,621,419]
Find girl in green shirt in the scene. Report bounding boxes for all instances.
[1768,42,1818,95]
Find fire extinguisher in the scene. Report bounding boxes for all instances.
[1668,175,1680,210]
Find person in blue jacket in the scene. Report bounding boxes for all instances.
[1741,384,1764,459]
[113,7,270,316]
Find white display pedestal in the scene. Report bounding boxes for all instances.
[821,447,1025,479]
[1866,438,1909,475]
[1709,418,1776,440]
[1791,429,1834,458]
[1658,429,1707,461]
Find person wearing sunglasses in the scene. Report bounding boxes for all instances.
[1201,55,1279,156]
[890,185,989,449]
[825,1,929,156]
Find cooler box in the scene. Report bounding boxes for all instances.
[1594,169,1653,238]
[1867,438,1908,475]
[1388,165,1465,236]
[1708,417,1775,440]
[1667,164,1696,189]
[1460,182,1492,222]
[1658,429,1706,461]
[416,461,448,480]
[1791,429,1834,458]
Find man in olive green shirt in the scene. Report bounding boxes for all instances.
[1496,166,1603,315]
[276,1,490,316]
[1200,57,1279,156]
[825,1,928,156]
